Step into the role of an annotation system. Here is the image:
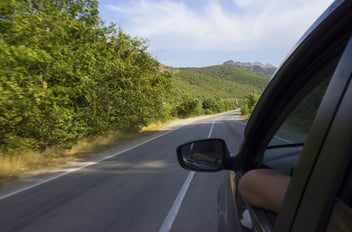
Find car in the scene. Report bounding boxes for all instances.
[176,0,352,231]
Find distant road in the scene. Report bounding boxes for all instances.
[0,111,245,232]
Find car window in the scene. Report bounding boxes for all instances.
[261,71,332,175]
[262,60,337,175]
[268,77,331,147]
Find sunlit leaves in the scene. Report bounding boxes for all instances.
[0,0,170,152]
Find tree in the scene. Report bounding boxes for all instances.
[0,0,172,152]
[176,97,200,118]
[240,93,260,115]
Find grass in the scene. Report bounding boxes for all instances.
[0,122,169,184]
[0,149,72,182]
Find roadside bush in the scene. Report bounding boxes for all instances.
[240,93,260,115]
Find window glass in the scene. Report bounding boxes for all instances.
[263,57,339,175]
[269,72,332,147]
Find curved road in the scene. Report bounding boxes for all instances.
[0,111,245,232]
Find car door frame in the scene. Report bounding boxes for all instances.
[275,35,352,232]
[228,2,352,231]
[220,33,352,232]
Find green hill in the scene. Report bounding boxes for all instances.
[161,64,270,118]
[172,64,270,101]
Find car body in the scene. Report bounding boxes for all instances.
[176,0,352,231]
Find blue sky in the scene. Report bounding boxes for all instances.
[98,0,332,67]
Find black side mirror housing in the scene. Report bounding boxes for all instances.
[176,138,235,172]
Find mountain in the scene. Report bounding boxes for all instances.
[171,64,270,101]
[223,60,277,76]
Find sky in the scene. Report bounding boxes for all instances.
[98,0,333,68]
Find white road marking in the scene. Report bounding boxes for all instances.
[159,119,216,232]
[0,130,176,201]
[158,171,195,232]
[274,135,294,144]
[208,120,215,138]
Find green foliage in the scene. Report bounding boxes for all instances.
[174,65,268,97]
[0,0,170,152]
[175,96,201,118]
[240,93,261,115]
[0,0,269,154]
[202,98,233,114]
[171,65,269,116]
[172,65,268,104]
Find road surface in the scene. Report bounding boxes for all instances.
[0,111,245,232]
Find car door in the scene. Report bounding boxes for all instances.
[276,36,352,232]
[227,4,352,231]
[325,157,352,232]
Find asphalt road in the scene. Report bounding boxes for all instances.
[0,111,245,232]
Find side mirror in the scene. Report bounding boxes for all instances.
[176,138,230,172]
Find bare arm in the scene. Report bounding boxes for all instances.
[238,169,291,213]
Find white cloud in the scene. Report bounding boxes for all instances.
[106,1,206,48]
[103,0,333,64]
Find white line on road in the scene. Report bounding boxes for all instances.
[0,129,176,201]
[274,135,294,144]
[208,120,215,138]
[158,171,195,232]
[159,119,216,232]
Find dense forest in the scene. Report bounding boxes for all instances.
[0,0,269,155]
[170,65,269,116]
[173,65,268,99]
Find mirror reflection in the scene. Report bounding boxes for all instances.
[178,139,225,171]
